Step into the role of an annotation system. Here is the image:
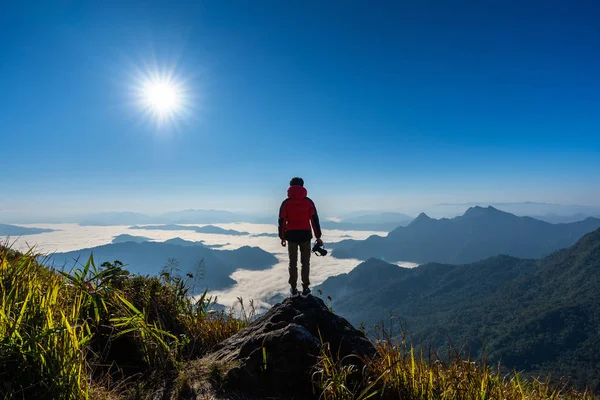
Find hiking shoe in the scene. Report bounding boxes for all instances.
[290,288,299,297]
[301,287,311,297]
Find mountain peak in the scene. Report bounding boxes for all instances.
[414,212,432,221]
[406,212,434,228]
[463,205,504,217]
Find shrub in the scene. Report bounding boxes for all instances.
[0,245,247,399]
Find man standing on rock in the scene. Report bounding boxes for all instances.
[278,177,323,297]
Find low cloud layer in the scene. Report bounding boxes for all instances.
[3,223,416,311]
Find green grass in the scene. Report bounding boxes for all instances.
[313,330,597,400]
[1,244,597,399]
[0,245,247,399]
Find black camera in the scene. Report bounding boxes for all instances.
[312,242,328,257]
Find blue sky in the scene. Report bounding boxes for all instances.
[1,0,599,219]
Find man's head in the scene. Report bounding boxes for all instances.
[290,177,304,187]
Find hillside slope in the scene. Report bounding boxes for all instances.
[318,228,600,390]
[2,244,595,399]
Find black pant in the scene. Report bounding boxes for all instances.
[288,240,310,289]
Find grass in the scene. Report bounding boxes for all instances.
[0,245,248,399]
[313,329,597,400]
[1,244,596,400]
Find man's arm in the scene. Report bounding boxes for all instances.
[278,199,288,240]
[308,198,322,239]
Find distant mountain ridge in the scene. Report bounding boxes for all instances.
[79,212,155,226]
[317,228,600,390]
[332,206,600,264]
[430,202,600,219]
[111,234,150,244]
[340,211,413,224]
[130,224,249,236]
[156,209,254,224]
[317,212,414,232]
[110,235,230,250]
[79,210,260,226]
[47,240,277,292]
[78,209,413,231]
[0,224,55,236]
[532,213,600,224]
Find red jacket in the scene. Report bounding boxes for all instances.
[278,186,322,243]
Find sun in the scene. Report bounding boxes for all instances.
[132,66,191,128]
[139,76,185,124]
[142,79,182,116]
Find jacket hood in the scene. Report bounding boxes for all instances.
[288,185,307,200]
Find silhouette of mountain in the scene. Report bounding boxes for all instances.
[111,234,150,244]
[75,209,414,231]
[130,224,249,236]
[78,210,263,226]
[253,232,279,238]
[162,237,228,249]
[332,206,600,264]
[47,241,277,292]
[0,224,55,236]
[157,209,253,224]
[532,213,596,224]
[341,211,413,224]
[162,237,203,246]
[320,212,413,232]
[321,221,409,232]
[112,236,227,249]
[430,202,600,220]
[317,228,600,390]
[79,212,155,226]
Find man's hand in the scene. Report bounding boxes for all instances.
[316,238,324,246]
[281,239,287,247]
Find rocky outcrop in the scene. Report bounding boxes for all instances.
[206,295,375,397]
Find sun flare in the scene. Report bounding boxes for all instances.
[142,80,181,115]
[132,67,190,127]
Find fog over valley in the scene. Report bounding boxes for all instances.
[2,222,417,310]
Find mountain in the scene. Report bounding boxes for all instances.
[320,211,414,232]
[110,235,228,249]
[156,209,253,224]
[532,213,597,224]
[47,241,277,292]
[332,206,600,264]
[252,232,279,237]
[0,224,55,236]
[321,221,409,232]
[212,215,411,231]
[130,224,249,236]
[430,202,600,220]
[111,234,150,244]
[162,237,203,246]
[341,211,414,224]
[77,210,263,226]
[159,237,228,249]
[317,228,600,390]
[79,212,155,226]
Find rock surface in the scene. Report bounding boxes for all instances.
[206,295,375,397]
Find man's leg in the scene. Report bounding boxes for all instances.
[299,241,311,290]
[288,241,299,289]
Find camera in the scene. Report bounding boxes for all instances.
[312,241,328,257]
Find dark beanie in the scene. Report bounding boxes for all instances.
[290,177,304,187]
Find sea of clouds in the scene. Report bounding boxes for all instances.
[3,223,418,310]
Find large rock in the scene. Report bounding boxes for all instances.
[206,295,375,397]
